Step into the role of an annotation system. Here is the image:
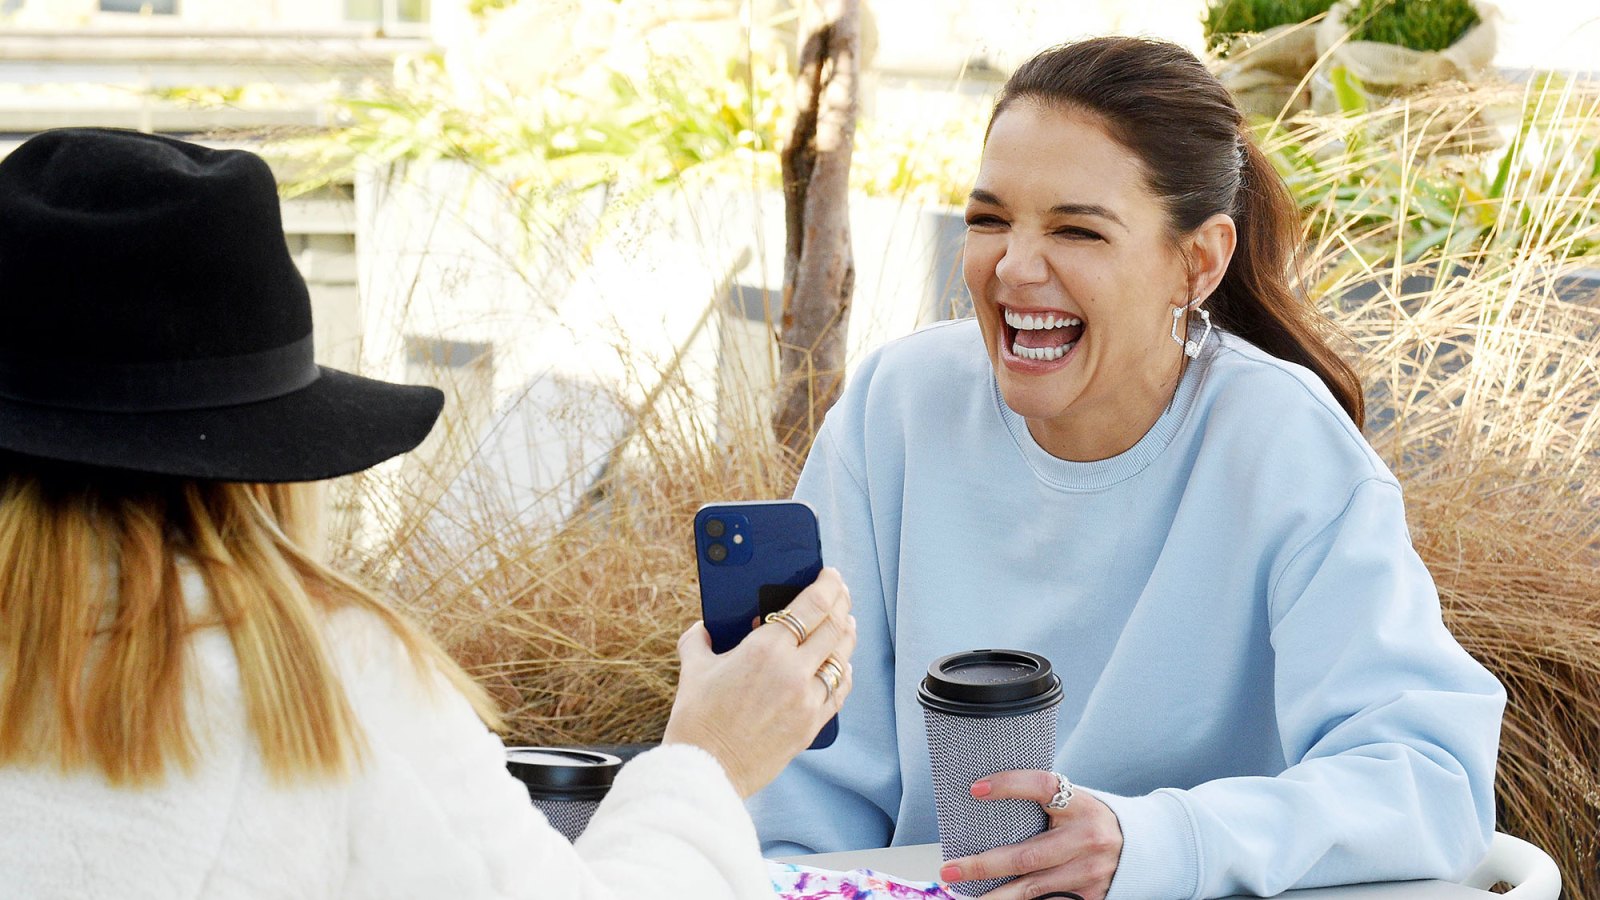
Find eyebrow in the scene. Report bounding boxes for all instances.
[967,188,1127,230]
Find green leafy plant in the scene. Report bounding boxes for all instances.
[281,49,787,218]
[277,0,799,252]
[850,115,980,207]
[1345,0,1481,52]
[1264,74,1600,274]
[1201,0,1337,54]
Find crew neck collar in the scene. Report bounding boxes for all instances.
[993,339,1212,492]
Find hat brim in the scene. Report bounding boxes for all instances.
[0,367,444,483]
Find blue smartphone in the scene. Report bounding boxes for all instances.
[693,500,837,749]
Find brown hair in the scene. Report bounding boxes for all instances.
[0,454,500,786]
[990,36,1364,426]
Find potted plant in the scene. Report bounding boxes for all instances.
[1203,0,1338,119]
[1311,0,1498,113]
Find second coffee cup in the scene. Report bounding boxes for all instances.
[918,649,1064,896]
[505,746,622,843]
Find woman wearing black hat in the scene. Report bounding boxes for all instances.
[0,128,855,898]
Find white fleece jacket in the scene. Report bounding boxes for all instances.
[0,580,771,900]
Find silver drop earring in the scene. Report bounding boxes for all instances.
[1170,299,1213,359]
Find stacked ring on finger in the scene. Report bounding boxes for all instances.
[816,657,844,700]
[764,609,810,645]
[1045,771,1075,811]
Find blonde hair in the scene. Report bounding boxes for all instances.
[0,456,501,786]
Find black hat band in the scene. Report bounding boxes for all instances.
[0,335,320,413]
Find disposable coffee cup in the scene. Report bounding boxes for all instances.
[505,746,623,843]
[918,649,1064,896]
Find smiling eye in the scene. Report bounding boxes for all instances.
[1055,226,1103,241]
[965,214,1006,229]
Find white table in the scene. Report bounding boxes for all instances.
[772,843,1494,899]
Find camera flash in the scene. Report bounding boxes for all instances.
[732,534,743,544]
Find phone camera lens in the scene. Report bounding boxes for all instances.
[705,519,726,538]
[707,542,728,562]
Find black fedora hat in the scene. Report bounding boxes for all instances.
[0,127,442,482]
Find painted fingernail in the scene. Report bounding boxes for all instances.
[939,864,962,882]
[970,779,992,798]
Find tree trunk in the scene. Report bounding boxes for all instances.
[772,0,859,462]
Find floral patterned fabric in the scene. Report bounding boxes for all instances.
[768,861,960,899]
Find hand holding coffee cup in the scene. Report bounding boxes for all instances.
[918,649,1064,896]
[938,768,1123,900]
[663,567,856,798]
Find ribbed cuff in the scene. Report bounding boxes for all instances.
[1096,789,1201,900]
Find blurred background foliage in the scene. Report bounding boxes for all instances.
[281,0,979,212]
[282,14,790,227]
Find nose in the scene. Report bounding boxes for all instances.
[993,234,1048,288]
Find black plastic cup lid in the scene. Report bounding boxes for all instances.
[917,649,1063,718]
[505,746,622,801]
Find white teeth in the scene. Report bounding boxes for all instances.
[1004,309,1081,362]
[1004,309,1083,330]
[1010,340,1077,361]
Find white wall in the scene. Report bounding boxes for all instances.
[5,0,472,30]
[868,0,1207,74]
[1490,0,1600,74]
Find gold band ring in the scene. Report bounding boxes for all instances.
[816,658,843,700]
[820,657,844,688]
[764,609,810,645]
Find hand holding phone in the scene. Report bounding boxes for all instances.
[666,567,854,796]
[693,500,839,749]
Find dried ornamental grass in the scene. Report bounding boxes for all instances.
[1325,204,1600,894]
[339,374,800,749]
[1399,466,1600,895]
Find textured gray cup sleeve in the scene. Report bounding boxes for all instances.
[532,798,601,844]
[923,705,1059,896]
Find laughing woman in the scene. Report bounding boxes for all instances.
[749,37,1505,900]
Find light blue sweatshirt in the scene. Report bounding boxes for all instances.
[749,319,1505,899]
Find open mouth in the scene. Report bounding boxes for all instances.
[1003,307,1085,362]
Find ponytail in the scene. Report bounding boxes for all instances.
[1210,137,1364,427]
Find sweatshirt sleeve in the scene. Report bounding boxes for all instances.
[747,419,905,856]
[1099,478,1506,900]
[332,610,773,900]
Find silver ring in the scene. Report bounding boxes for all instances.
[1045,772,1075,811]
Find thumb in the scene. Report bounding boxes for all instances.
[677,621,714,665]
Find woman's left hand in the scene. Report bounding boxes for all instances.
[938,769,1124,900]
